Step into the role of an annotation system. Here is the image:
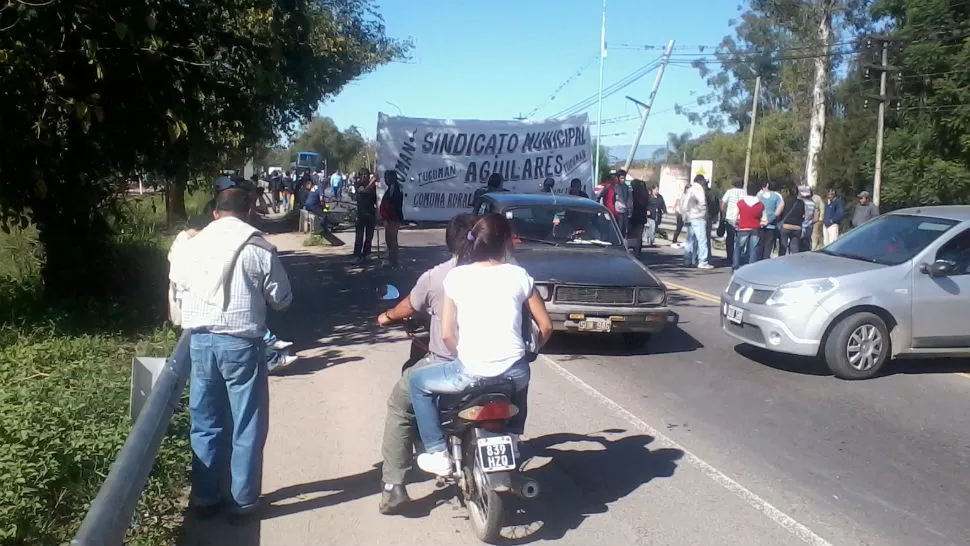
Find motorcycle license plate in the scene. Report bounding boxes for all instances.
[476,435,517,472]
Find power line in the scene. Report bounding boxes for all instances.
[666,47,860,69]
[527,53,600,118]
[549,56,663,118]
[590,114,639,125]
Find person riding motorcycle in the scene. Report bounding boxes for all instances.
[374,214,479,514]
[407,213,554,476]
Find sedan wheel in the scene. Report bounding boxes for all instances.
[823,312,890,380]
[845,324,884,372]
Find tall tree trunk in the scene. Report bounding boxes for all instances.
[167,170,188,225]
[33,192,113,300]
[805,1,835,189]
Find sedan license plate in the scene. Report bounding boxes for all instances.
[725,304,744,325]
[578,317,612,332]
[477,435,516,472]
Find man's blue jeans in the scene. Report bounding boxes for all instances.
[733,230,761,270]
[688,218,710,266]
[189,332,269,513]
[408,359,530,453]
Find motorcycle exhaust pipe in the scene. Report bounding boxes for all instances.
[509,474,540,499]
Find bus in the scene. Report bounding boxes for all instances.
[292,151,319,171]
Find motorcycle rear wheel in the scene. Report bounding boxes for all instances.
[465,457,504,543]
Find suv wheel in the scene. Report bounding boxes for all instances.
[823,312,890,380]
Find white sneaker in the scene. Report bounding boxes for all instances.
[670,243,683,249]
[269,354,299,373]
[272,340,294,350]
[416,451,453,477]
[697,263,715,270]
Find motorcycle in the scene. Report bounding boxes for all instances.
[380,284,540,543]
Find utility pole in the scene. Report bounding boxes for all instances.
[863,35,902,206]
[593,0,607,186]
[622,39,675,172]
[513,113,526,121]
[873,40,889,207]
[742,75,762,188]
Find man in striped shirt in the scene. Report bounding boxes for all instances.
[177,188,293,522]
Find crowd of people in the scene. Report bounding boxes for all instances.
[667,176,881,271]
[166,163,886,524]
[167,179,553,520]
[249,166,406,268]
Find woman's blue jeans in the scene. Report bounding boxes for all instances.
[408,359,530,453]
[733,230,761,270]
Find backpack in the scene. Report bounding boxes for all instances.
[705,188,720,221]
[379,184,400,221]
[801,198,816,231]
[614,182,631,214]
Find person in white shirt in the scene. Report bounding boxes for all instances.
[171,188,292,521]
[720,179,746,265]
[683,175,713,269]
[408,213,554,476]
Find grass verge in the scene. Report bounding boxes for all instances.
[0,190,209,545]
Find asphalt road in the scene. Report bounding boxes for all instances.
[557,243,970,546]
[180,227,970,546]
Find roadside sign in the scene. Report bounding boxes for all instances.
[690,160,714,183]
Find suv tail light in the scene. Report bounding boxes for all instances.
[458,400,519,421]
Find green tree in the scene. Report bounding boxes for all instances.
[652,131,696,163]
[687,1,872,187]
[0,0,408,298]
[287,117,373,173]
[872,0,970,208]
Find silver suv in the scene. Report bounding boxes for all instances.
[720,206,970,379]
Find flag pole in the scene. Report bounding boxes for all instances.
[593,0,607,187]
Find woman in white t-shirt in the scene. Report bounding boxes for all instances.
[408,213,554,476]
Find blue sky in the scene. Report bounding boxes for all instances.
[319,0,740,156]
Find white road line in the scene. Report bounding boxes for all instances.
[538,354,834,546]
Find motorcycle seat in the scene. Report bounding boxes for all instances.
[437,376,516,412]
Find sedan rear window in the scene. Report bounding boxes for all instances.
[821,214,958,265]
[504,206,622,247]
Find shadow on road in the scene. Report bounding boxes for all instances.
[502,428,684,543]
[638,246,733,280]
[265,241,451,376]
[886,357,970,376]
[178,514,261,546]
[733,343,831,376]
[258,463,442,521]
[734,342,970,378]
[543,322,703,360]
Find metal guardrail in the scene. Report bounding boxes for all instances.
[71,331,192,546]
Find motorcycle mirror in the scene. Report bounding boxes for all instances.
[379,284,401,300]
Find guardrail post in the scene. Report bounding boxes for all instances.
[71,331,192,546]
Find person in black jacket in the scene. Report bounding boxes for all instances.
[644,184,667,247]
[777,184,806,256]
[568,178,589,198]
[354,169,378,260]
[470,173,508,212]
[628,179,650,256]
[380,170,406,268]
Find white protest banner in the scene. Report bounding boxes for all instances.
[658,164,689,209]
[376,113,592,222]
[690,160,714,184]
